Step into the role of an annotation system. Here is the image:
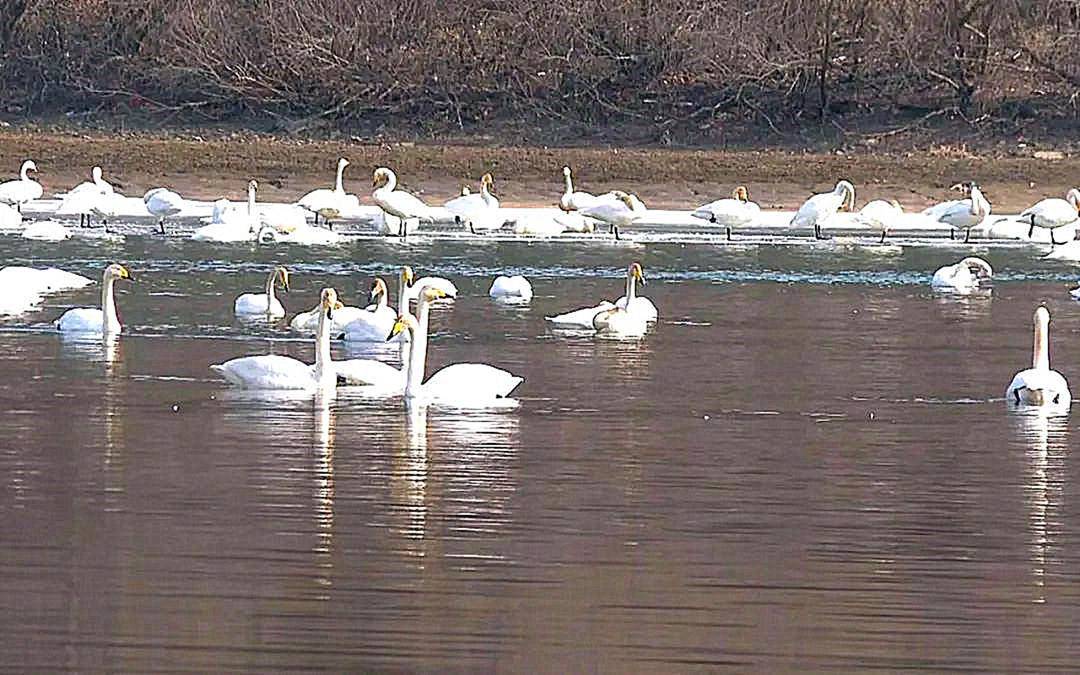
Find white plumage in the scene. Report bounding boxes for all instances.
[931,257,993,294]
[55,263,131,335]
[691,186,760,239]
[791,180,855,239]
[489,275,533,304]
[1006,307,1071,410]
[0,160,43,211]
[234,266,289,317]
[1016,188,1080,245]
[372,167,436,236]
[297,157,360,226]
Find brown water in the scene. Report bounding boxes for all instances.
[2,236,1080,671]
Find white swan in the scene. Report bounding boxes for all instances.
[389,287,523,404]
[559,166,601,212]
[297,157,359,227]
[1006,306,1071,410]
[855,199,903,243]
[921,182,970,220]
[791,180,855,239]
[1015,189,1080,246]
[211,288,343,390]
[0,203,21,229]
[191,181,259,242]
[235,266,289,317]
[143,187,185,235]
[402,273,457,305]
[372,167,436,237]
[691,186,760,240]
[444,173,503,233]
[932,181,991,242]
[489,275,533,304]
[256,221,343,246]
[615,262,658,321]
[21,220,71,241]
[0,266,93,315]
[0,160,43,212]
[512,213,569,236]
[340,277,399,342]
[545,301,617,330]
[931,257,993,294]
[579,190,646,239]
[55,263,131,335]
[56,166,118,227]
[593,305,648,339]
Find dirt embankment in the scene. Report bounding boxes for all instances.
[1,129,1076,213]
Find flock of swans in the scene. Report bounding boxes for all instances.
[2,158,1078,248]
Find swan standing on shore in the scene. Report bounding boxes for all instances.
[791,180,855,239]
[55,263,131,336]
[1015,189,1080,246]
[192,181,260,242]
[691,186,760,240]
[372,167,435,238]
[559,166,601,212]
[57,166,117,227]
[931,257,993,294]
[298,157,359,228]
[1006,306,1071,410]
[855,199,903,243]
[388,287,523,404]
[212,288,343,390]
[931,182,991,242]
[0,160,43,212]
[579,191,645,239]
[444,173,503,233]
[489,275,533,304]
[143,187,185,235]
[234,266,289,318]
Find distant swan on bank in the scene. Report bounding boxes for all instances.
[692,186,760,240]
[0,160,43,212]
[791,180,855,239]
[297,157,359,228]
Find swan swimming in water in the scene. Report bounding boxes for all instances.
[931,257,993,294]
[340,277,401,342]
[0,160,43,212]
[388,287,523,405]
[1006,306,1071,410]
[211,288,344,390]
[297,157,360,227]
[546,262,655,328]
[191,181,260,242]
[691,186,760,240]
[489,275,533,304]
[54,263,131,336]
[791,180,855,239]
[234,266,289,318]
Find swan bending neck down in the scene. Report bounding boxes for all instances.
[388,287,523,405]
[1006,306,1071,410]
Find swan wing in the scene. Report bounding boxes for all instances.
[210,354,314,389]
[234,293,284,317]
[56,308,105,333]
[1021,199,1078,229]
[615,295,659,321]
[333,359,403,388]
[342,307,397,342]
[423,363,523,400]
[1006,368,1072,407]
[375,189,433,220]
[489,275,533,301]
[0,178,42,204]
[791,193,843,227]
[545,301,616,328]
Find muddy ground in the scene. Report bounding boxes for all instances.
[0,129,1076,213]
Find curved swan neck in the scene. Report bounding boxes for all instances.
[1034,315,1049,370]
[313,304,334,385]
[375,286,388,310]
[970,186,988,217]
[384,170,398,192]
[20,162,30,180]
[481,179,495,207]
[102,274,120,334]
[334,160,346,193]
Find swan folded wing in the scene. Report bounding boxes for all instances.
[1006,368,1072,407]
[234,293,283,316]
[422,363,523,400]
[342,307,397,342]
[56,308,105,333]
[210,355,314,389]
[333,359,403,388]
[615,296,659,321]
[545,301,616,327]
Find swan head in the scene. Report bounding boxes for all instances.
[257,224,278,244]
[628,262,646,285]
[274,265,290,292]
[373,167,394,188]
[562,166,572,178]
[732,186,750,202]
[320,288,344,319]
[460,185,472,196]
[22,160,37,174]
[481,172,495,194]
[611,190,636,210]
[401,265,415,287]
[389,313,418,340]
[889,199,902,212]
[1068,189,1080,212]
[370,277,388,302]
[104,263,131,282]
[959,257,993,281]
[248,179,258,193]
[338,157,349,169]
[835,180,855,210]
[949,182,972,196]
[91,166,103,181]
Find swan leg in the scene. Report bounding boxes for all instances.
[613,225,621,241]
[879,229,886,244]
[158,217,167,236]
[814,223,823,239]
[964,228,971,244]
[726,226,732,241]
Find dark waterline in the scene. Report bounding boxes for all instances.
[2,237,1080,671]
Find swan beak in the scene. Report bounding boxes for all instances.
[404,268,415,286]
[388,318,406,340]
[118,266,131,281]
[281,270,290,292]
[325,300,343,320]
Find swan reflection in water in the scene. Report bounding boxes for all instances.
[392,403,521,569]
[1011,409,1069,604]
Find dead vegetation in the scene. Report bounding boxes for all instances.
[1,0,1078,143]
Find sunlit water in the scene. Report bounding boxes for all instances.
[2,235,1080,671]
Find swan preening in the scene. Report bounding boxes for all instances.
[1006,306,1071,411]
[547,262,657,333]
[1015,189,1080,246]
[0,266,93,315]
[931,257,993,294]
[297,157,359,228]
[212,287,343,390]
[389,287,523,404]
[691,186,760,240]
[372,167,435,237]
[235,266,290,318]
[143,187,185,235]
[855,199,903,243]
[791,180,855,239]
[192,180,260,242]
[0,160,43,212]
[55,263,131,336]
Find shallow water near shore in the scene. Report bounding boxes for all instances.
[3,236,1080,671]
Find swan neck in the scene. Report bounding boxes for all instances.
[376,287,388,310]
[335,162,345,193]
[1034,318,1049,370]
[398,272,410,311]
[265,271,277,309]
[248,185,256,216]
[385,171,398,192]
[405,301,430,398]
[563,171,573,196]
[625,270,636,302]
[102,276,120,334]
[314,306,334,385]
[20,164,29,181]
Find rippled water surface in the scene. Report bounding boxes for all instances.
[3,235,1080,671]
